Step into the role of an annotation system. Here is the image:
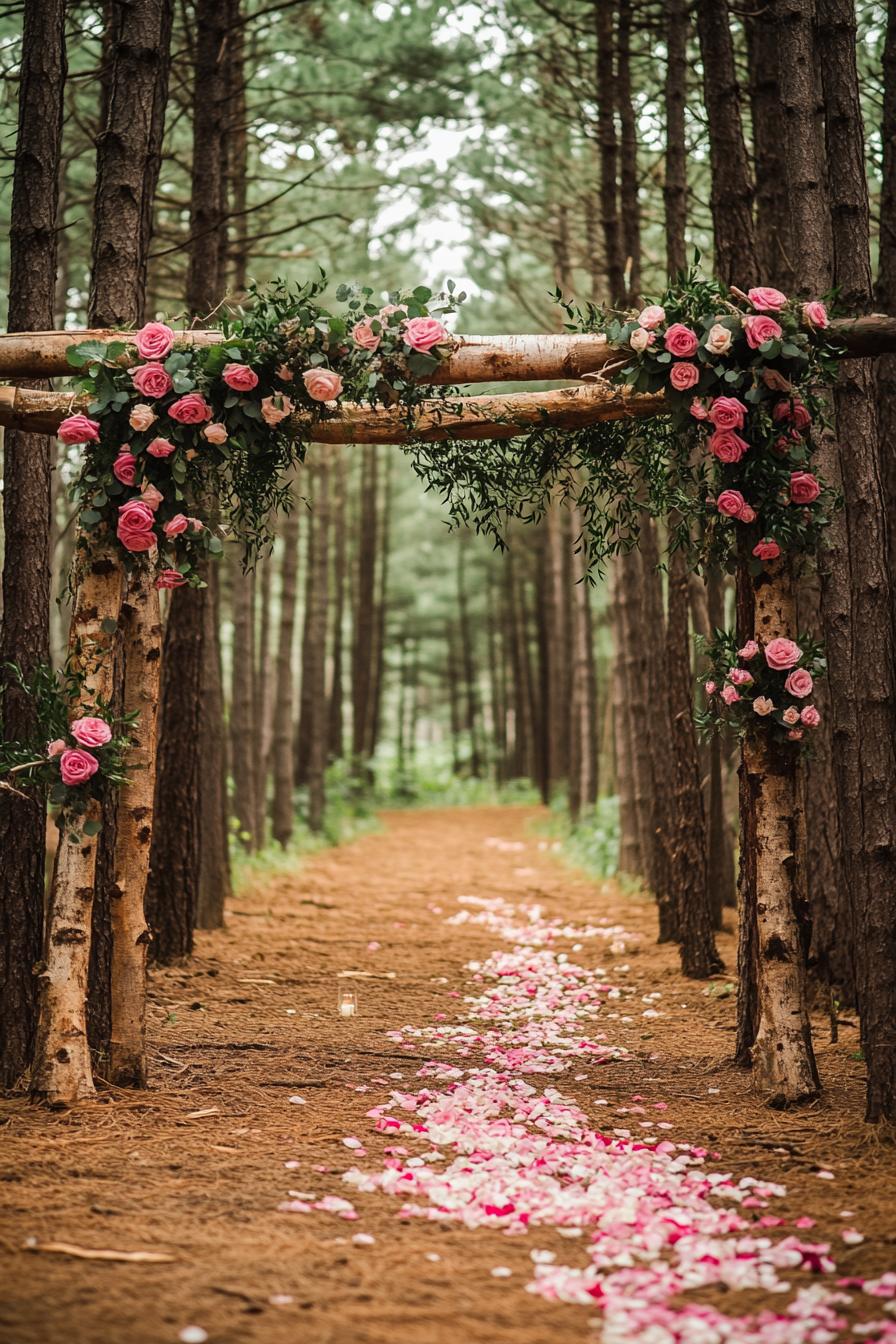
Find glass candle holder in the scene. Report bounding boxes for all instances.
[337,988,358,1018]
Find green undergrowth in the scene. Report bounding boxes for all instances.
[535,795,642,891]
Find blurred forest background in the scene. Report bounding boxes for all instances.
[0,0,892,992]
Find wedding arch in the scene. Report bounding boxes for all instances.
[1,274,894,1110]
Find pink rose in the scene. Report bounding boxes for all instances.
[743,314,782,349]
[717,489,746,518]
[260,394,294,427]
[721,684,740,705]
[379,303,407,320]
[129,403,156,432]
[140,482,164,511]
[134,321,174,361]
[70,716,112,748]
[800,705,821,727]
[47,739,66,758]
[765,637,802,670]
[131,362,173,398]
[705,323,733,356]
[784,667,813,698]
[147,437,176,458]
[669,361,699,391]
[747,286,787,311]
[753,697,775,716]
[638,304,665,330]
[187,516,204,532]
[787,728,804,741]
[738,640,759,660]
[163,513,189,538]
[168,393,212,424]
[782,706,800,725]
[58,414,100,445]
[352,319,381,351]
[753,538,781,562]
[630,326,654,353]
[790,470,820,504]
[709,396,746,430]
[222,363,259,392]
[112,450,137,485]
[802,300,829,329]
[773,397,811,430]
[117,498,157,553]
[738,504,757,523]
[302,368,344,402]
[202,422,228,445]
[276,363,294,382]
[690,398,710,421]
[59,748,99,787]
[664,323,699,357]
[728,667,753,685]
[403,316,449,352]
[156,569,187,590]
[709,430,749,464]
[704,680,717,695]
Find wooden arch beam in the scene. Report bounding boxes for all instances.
[1,314,896,382]
[0,382,664,444]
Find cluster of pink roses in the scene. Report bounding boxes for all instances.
[46,715,112,788]
[704,637,821,742]
[350,304,449,357]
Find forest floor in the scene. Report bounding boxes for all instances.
[1,805,895,1344]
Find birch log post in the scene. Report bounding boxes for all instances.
[741,560,819,1106]
[108,562,162,1087]
[31,538,124,1106]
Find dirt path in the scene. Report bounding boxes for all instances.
[1,806,894,1344]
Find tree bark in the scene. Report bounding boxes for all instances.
[230,546,257,849]
[88,0,173,325]
[328,450,347,761]
[663,0,689,278]
[351,446,378,775]
[305,452,331,832]
[745,7,795,290]
[195,561,230,929]
[32,542,123,1105]
[816,0,896,1122]
[694,0,759,286]
[108,561,160,1086]
[595,0,625,303]
[0,0,66,1088]
[271,495,301,846]
[616,0,641,302]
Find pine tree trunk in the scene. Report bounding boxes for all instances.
[615,550,656,888]
[328,449,347,761]
[32,543,123,1105]
[271,495,301,846]
[568,507,598,822]
[253,559,272,843]
[877,1,896,584]
[594,0,625,303]
[457,531,482,778]
[88,0,173,325]
[304,451,331,833]
[195,563,230,928]
[663,0,688,278]
[816,0,896,1122]
[230,547,257,850]
[0,0,65,1088]
[368,454,392,760]
[611,561,643,876]
[694,0,759,286]
[745,8,795,290]
[108,560,160,1086]
[351,446,378,777]
[616,0,641,302]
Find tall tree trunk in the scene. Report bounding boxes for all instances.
[230,547,257,849]
[745,7,795,290]
[305,451,331,833]
[0,0,66,1088]
[195,562,230,928]
[595,0,625,303]
[253,559,272,844]
[86,0,172,1077]
[616,0,641,301]
[694,0,759,286]
[611,561,642,876]
[351,446,378,777]
[663,0,688,278]
[328,449,347,761]
[88,0,173,325]
[456,530,482,777]
[877,0,896,584]
[151,0,232,954]
[271,494,301,846]
[614,550,655,887]
[816,0,896,1123]
[567,508,598,822]
[368,454,392,760]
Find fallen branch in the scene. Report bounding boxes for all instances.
[0,382,664,443]
[23,1239,177,1264]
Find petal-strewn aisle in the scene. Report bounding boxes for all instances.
[1,807,894,1344]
